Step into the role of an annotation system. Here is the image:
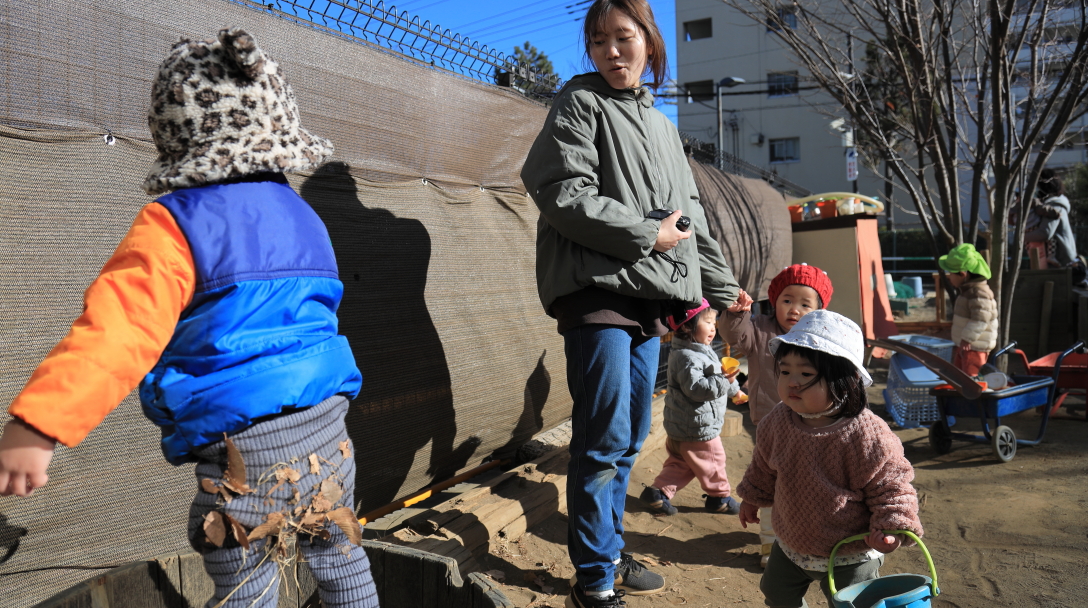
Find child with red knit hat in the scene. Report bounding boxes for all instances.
[720,262,833,566]
[736,310,923,606]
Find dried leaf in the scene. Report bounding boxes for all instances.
[276,467,302,483]
[248,512,286,542]
[200,478,220,494]
[326,507,362,546]
[339,440,352,460]
[223,435,252,494]
[218,486,233,503]
[293,503,306,516]
[223,512,251,550]
[308,453,321,475]
[311,495,333,513]
[289,488,301,505]
[301,511,326,527]
[265,480,286,497]
[203,511,226,547]
[320,478,343,505]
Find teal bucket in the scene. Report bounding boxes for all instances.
[828,530,940,608]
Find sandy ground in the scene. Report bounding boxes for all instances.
[481,364,1088,608]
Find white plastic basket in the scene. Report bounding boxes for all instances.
[883,335,955,428]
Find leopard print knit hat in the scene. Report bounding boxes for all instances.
[142,28,333,196]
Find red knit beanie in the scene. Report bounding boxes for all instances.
[768,263,833,308]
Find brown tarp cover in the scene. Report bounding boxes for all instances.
[689,160,793,301]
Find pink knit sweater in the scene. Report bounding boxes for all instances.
[736,404,923,557]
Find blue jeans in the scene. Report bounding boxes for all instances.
[563,324,659,592]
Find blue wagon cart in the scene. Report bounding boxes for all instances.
[927,341,1084,462]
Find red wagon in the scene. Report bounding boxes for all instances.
[1013,349,1088,419]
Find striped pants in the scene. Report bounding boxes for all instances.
[188,396,379,608]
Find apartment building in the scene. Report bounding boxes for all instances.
[675,1,887,201]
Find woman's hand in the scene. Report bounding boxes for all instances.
[738,501,760,528]
[0,418,56,497]
[653,210,692,253]
[864,529,902,554]
[727,290,753,313]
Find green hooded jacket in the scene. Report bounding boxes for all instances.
[521,73,740,316]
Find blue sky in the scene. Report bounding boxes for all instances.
[376,0,679,123]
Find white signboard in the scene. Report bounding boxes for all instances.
[845,147,858,181]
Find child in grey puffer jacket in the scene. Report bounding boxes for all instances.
[640,300,741,516]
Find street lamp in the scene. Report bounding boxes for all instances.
[716,77,746,170]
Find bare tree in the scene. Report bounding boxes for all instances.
[723,0,1088,345]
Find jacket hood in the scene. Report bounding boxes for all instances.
[564,72,655,107]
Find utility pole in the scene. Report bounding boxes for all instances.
[847,33,858,194]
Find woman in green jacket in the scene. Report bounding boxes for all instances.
[520,2,739,606]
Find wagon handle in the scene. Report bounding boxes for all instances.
[826,530,939,597]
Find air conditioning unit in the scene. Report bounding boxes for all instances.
[750,133,765,145]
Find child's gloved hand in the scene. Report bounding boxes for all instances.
[0,418,56,497]
[738,501,760,528]
[864,529,902,554]
[727,289,753,313]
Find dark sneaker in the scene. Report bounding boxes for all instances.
[704,494,740,515]
[566,586,627,608]
[639,486,677,516]
[614,552,665,595]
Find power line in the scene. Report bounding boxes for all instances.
[465,6,583,39]
[451,0,569,33]
[478,15,583,48]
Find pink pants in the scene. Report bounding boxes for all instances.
[651,436,731,498]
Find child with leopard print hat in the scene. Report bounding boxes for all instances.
[0,29,378,607]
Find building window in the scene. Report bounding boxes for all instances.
[769,138,800,163]
[767,6,798,31]
[767,71,799,97]
[684,80,714,103]
[683,18,712,41]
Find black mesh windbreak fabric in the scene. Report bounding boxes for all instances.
[0,1,570,605]
[689,159,794,302]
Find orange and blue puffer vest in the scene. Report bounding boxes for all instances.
[139,174,362,463]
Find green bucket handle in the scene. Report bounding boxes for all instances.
[827,530,939,597]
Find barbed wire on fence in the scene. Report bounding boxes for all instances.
[227,0,563,100]
[678,131,812,199]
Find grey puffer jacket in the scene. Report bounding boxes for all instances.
[520,73,739,315]
[664,338,740,442]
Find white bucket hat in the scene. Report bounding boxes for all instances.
[769,309,873,387]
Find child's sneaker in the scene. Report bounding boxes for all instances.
[703,494,740,515]
[566,587,627,608]
[639,486,677,516]
[614,552,666,595]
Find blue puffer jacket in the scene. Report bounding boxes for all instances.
[139,175,362,464]
[663,338,738,442]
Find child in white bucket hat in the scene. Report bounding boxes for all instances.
[735,310,924,607]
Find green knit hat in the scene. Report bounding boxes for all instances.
[938,243,991,279]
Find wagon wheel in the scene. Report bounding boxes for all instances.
[992,425,1017,462]
[929,420,953,454]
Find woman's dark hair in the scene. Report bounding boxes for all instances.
[774,343,868,419]
[1038,168,1065,197]
[582,0,668,89]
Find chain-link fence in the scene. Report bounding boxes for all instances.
[237,0,562,99]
